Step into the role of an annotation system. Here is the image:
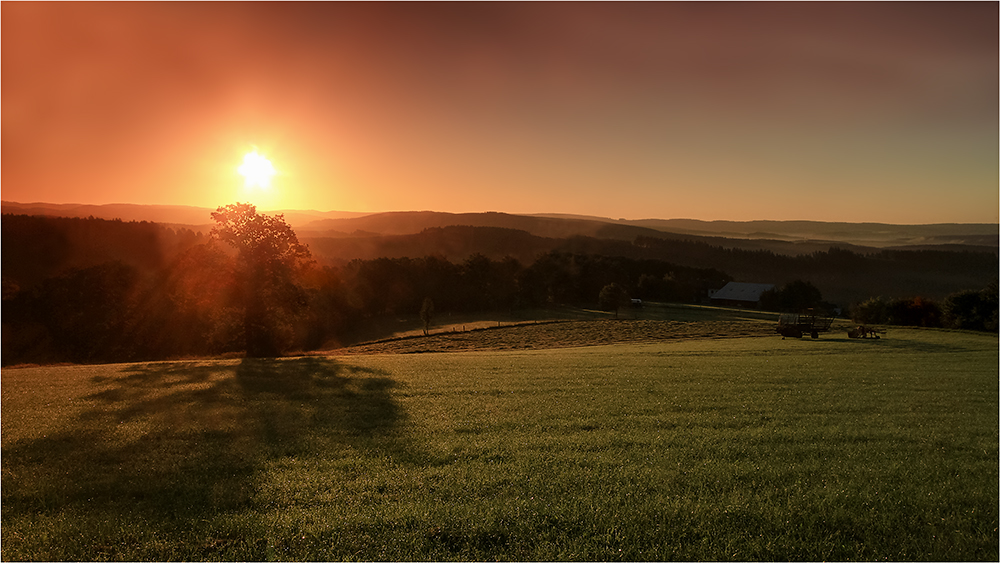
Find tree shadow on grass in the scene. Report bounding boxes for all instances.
[798,332,986,355]
[1,356,410,559]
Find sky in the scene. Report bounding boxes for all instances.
[3,2,997,224]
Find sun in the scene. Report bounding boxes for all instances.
[238,150,276,190]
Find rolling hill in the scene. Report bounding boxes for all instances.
[5,201,994,256]
[0,201,365,232]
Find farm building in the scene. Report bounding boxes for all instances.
[710,282,775,308]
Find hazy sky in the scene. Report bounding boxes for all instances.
[3,2,997,223]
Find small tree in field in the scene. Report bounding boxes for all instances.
[211,203,312,357]
[420,297,435,336]
[599,283,630,319]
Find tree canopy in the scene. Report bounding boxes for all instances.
[211,203,312,357]
[211,203,311,269]
[599,282,630,319]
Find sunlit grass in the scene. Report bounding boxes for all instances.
[2,328,997,560]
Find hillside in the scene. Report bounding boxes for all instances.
[4,212,995,309]
[292,211,999,254]
[531,214,1000,249]
[627,218,1000,248]
[2,213,995,366]
[0,201,365,232]
[3,201,995,255]
[3,202,996,307]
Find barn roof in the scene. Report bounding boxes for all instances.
[711,282,775,303]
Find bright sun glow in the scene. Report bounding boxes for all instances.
[238,150,276,189]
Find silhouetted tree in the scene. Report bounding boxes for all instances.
[599,283,630,319]
[420,297,435,336]
[211,203,312,357]
[461,254,495,311]
[493,256,523,312]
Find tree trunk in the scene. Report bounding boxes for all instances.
[244,268,277,357]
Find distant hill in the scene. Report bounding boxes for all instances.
[1,202,217,226]
[290,211,993,252]
[0,201,365,231]
[296,225,997,305]
[3,201,996,255]
[298,224,880,266]
[530,214,999,249]
[295,211,638,240]
[293,211,997,256]
[303,225,556,266]
[2,209,996,307]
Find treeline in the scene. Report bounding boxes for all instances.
[759,280,838,315]
[1,250,727,365]
[8,214,992,306]
[342,252,731,317]
[757,278,999,332]
[849,282,999,331]
[2,215,729,365]
[2,214,205,286]
[628,237,998,305]
[3,214,997,365]
[305,227,997,304]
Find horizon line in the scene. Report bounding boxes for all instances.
[1,200,997,227]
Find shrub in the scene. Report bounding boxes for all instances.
[887,296,942,327]
[853,296,943,328]
[851,297,889,325]
[943,281,999,332]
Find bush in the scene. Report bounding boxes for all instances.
[886,296,942,327]
[853,282,1000,332]
[851,297,889,325]
[853,296,943,328]
[943,281,998,332]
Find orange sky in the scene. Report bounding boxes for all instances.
[3,2,997,223]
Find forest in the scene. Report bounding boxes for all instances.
[2,211,997,365]
[303,226,996,305]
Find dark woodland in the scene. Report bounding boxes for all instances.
[2,212,996,365]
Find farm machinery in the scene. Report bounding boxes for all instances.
[847,325,884,339]
[776,311,835,338]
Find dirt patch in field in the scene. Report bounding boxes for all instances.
[327,319,774,355]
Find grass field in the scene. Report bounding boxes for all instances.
[2,325,997,560]
[334,301,783,355]
[340,301,782,345]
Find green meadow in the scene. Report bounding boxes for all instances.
[2,327,997,561]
